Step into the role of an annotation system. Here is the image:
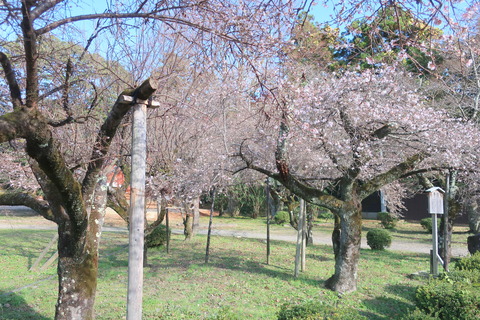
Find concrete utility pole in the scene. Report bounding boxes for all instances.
[124,79,159,320]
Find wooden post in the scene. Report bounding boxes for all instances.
[294,199,305,277]
[427,187,444,277]
[126,79,158,320]
[127,102,147,320]
[205,187,216,264]
[301,199,306,272]
[432,213,439,276]
[266,178,271,265]
[443,172,450,271]
[166,208,170,254]
[30,233,58,271]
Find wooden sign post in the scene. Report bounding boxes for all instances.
[427,187,445,276]
[123,79,159,320]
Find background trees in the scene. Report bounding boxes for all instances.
[0,1,300,318]
[2,0,480,316]
[235,58,479,291]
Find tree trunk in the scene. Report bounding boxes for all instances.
[332,213,341,257]
[193,196,200,235]
[326,201,362,293]
[226,194,239,217]
[252,202,260,219]
[205,188,216,263]
[467,199,480,234]
[183,201,194,241]
[440,202,460,266]
[55,232,98,320]
[55,176,107,320]
[306,205,313,246]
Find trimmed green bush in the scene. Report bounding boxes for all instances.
[145,224,171,248]
[277,300,366,320]
[401,308,439,320]
[366,229,392,250]
[439,269,480,284]
[378,211,398,229]
[274,211,290,225]
[420,218,440,233]
[454,252,480,271]
[415,280,480,320]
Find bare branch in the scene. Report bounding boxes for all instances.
[30,0,64,20]
[0,109,28,142]
[239,140,343,211]
[36,13,241,44]
[359,152,428,199]
[38,79,84,101]
[82,78,158,196]
[0,188,54,221]
[0,51,23,109]
[62,58,73,117]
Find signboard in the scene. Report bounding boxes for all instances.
[426,187,444,215]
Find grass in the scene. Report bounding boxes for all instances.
[1,224,438,320]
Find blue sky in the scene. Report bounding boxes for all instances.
[309,1,337,24]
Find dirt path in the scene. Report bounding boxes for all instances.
[0,206,469,257]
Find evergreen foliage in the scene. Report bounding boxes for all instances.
[366,229,392,250]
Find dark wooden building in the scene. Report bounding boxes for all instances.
[362,191,468,224]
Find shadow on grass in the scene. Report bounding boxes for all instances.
[0,230,57,270]
[212,255,322,286]
[0,291,49,320]
[139,237,327,287]
[361,284,417,320]
[306,253,330,262]
[360,247,428,258]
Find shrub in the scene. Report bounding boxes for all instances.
[274,211,290,225]
[439,269,480,284]
[277,300,366,320]
[415,279,480,320]
[378,211,398,229]
[454,252,480,271]
[366,229,392,250]
[317,208,334,221]
[145,224,171,248]
[401,308,439,320]
[420,218,436,233]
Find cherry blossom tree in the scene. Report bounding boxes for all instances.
[236,61,480,292]
[0,1,300,318]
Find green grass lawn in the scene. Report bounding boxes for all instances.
[0,226,438,320]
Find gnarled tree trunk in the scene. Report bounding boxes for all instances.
[55,232,98,320]
[326,200,362,293]
[55,176,107,320]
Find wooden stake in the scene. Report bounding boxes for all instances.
[294,199,305,277]
[166,207,170,254]
[30,233,58,271]
[266,178,271,265]
[301,199,306,272]
[205,188,216,264]
[127,102,147,320]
